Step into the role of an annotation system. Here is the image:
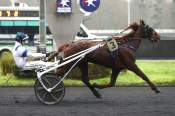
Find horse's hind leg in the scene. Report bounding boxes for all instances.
[79,61,102,98]
[93,69,120,89]
[126,62,160,93]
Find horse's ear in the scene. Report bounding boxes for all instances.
[139,19,145,26]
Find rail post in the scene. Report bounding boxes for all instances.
[37,0,46,53]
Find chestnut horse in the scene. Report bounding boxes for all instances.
[48,20,160,98]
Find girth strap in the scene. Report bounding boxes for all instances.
[108,50,118,69]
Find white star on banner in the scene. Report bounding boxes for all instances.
[85,0,97,7]
[60,0,70,7]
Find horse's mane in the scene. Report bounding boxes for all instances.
[120,22,140,38]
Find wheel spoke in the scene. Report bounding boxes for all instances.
[42,92,48,101]
[52,87,64,93]
[50,93,58,101]
[35,74,65,104]
[37,86,45,91]
[43,77,52,86]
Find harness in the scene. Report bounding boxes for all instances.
[121,37,142,52]
[127,42,137,52]
[105,37,120,69]
[105,37,140,69]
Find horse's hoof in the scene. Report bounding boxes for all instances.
[152,87,161,94]
[96,94,102,99]
[155,90,161,94]
[93,90,102,99]
[94,92,102,99]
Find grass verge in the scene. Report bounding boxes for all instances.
[0,60,175,86]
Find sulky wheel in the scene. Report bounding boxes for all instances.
[34,73,65,105]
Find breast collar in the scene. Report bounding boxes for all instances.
[128,44,137,51]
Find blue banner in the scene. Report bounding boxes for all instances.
[56,0,72,13]
[80,0,100,12]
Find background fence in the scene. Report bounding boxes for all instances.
[0,0,175,59]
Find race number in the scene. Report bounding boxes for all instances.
[107,39,118,52]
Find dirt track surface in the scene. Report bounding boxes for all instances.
[0,87,175,116]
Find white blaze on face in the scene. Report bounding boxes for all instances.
[85,0,97,7]
[60,0,70,7]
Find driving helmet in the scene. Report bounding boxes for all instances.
[15,32,28,42]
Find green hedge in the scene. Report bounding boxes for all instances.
[67,64,111,80]
[0,52,111,79]
[0,52,15,75]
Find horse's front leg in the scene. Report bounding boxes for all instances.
[79,61,102,98]
[127,62,160,93]
[93,69,120,89]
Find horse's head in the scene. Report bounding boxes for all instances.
[139,20,160,42]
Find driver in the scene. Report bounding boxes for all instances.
[12,32,52,70]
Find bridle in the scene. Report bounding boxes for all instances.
[116,24,158,51]
[142,24,158,42]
